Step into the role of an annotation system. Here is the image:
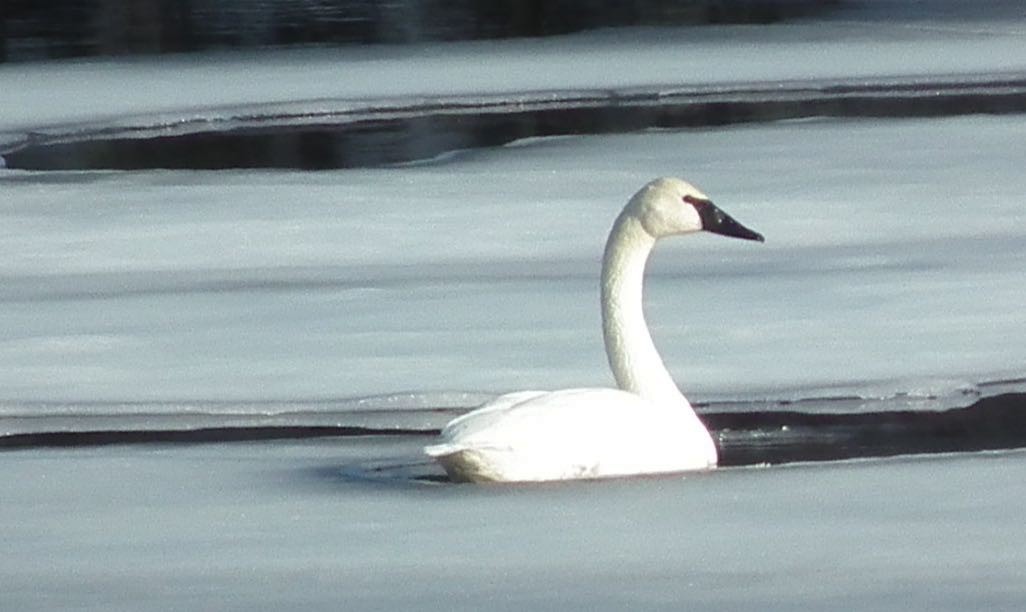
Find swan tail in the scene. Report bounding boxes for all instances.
[424,443,505,483]
[423,442,463,458]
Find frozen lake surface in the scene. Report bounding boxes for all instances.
[3,440,1026,611]
[3,113,1025,609]
[2,2,1025,608]
[2,116,1025,422]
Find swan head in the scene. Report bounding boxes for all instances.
[630,177,764,242]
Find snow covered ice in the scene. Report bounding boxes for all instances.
[2,0,1026,609]
[3,118,1025,608]
[2,117,1025,414]
[3,440,1026,611]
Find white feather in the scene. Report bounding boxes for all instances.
[425,177,762,483]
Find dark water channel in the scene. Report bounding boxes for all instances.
[5,393,1025,485]
[1,0,838,62]
[6,75,1026,171]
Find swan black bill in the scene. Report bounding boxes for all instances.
[698,201,764,242]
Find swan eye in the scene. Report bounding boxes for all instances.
[682,194,710,209]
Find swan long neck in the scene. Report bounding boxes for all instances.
[601,211,692,410]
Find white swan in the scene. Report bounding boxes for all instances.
[425,177,763,483]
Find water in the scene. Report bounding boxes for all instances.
[8,73,1026,171]
[1,0,837,62]
[4,3,1026,143]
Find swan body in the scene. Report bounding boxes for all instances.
[425,388,718,482]
[425,177,763,483]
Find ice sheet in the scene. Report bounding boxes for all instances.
[2,5,1025,608]
[1,116,1025,415]
[2,440,1024,611]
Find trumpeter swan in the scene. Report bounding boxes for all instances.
[425,177,763,482]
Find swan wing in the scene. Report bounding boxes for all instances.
[422,390,547,458]
[442,390,549,430]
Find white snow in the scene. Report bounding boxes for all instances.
[1,440,1024,611]
[3,2,1026,609]
[2,117,1025,413]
